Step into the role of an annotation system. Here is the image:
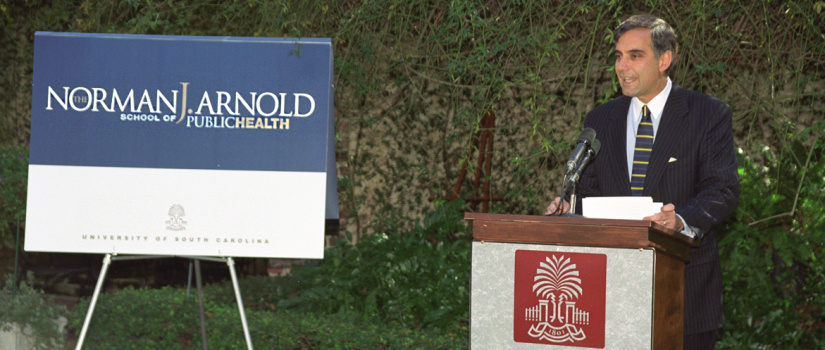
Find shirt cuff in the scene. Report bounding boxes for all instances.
[675,214,699,238]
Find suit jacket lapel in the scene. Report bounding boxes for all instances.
[645,86,689,195]
[606,97,632,195]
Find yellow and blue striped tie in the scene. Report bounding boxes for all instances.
[631,105,653,195]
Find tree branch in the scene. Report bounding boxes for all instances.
[748,139,818,227]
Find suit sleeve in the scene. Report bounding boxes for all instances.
[676,101,739,238]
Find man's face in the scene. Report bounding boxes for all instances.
[614,28,671,104]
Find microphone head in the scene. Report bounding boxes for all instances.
[591,138,602,155]
[578,127,596,144]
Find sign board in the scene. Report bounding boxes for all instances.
[25,32,337,259]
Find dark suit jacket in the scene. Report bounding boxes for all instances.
[575,85,739,334]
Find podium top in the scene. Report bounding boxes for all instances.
[465,213,698,262]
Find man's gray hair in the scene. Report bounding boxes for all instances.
[614,14,679,75]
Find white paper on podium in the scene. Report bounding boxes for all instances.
[582,196,663,220]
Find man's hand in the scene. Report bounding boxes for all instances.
[643,203,684,231]
[544,197,571,215]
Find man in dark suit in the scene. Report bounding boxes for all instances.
[546,14,739,349]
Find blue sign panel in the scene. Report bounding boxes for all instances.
[31,33,331,172]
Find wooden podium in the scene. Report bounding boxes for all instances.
[466,213,697,350]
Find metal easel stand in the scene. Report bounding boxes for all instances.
[189,256,254,350]
[13,219,20,297]
[75,254,253,350]
[187,258,209,350]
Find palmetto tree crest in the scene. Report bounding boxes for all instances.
[532,255,582,300]
[166,204,187,231]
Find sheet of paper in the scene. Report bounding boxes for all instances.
[582,196,660,220]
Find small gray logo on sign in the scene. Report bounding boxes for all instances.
[166,204,187,231]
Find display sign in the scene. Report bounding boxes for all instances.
[25,32,337,259]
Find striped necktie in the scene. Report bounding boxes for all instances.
[631,105,653,195]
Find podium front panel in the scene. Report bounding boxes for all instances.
[471,241,655,349]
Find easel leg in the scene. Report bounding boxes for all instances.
[227,257,254,350]
[194,259,209,350]
[75,253,113,350]
[187,260,193,297]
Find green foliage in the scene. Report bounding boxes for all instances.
[67,281,466,349]
[0,272,67,350]
[717,123,825,348]
[276,199,470,333]
[0,143,28,248]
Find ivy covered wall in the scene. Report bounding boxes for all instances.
[3,0,822,240]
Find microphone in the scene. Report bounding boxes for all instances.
[566,138,601,188]
[564,128,597,177]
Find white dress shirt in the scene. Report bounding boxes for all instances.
[626,78,672,181]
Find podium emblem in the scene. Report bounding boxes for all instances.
[514,250,606,348]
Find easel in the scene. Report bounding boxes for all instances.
[74,254,254,350]
[429,110,504,212]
